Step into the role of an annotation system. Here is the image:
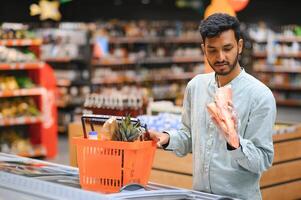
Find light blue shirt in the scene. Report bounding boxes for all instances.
[166,69,276,200]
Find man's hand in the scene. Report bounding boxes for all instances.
[148,130,170,148]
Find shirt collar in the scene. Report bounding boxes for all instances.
[208,68,246,95]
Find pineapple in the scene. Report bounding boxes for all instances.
[112,115,147,142]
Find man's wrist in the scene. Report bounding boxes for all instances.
[162,131,170,149]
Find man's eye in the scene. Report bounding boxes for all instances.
[224,47,233,51]
[208,49,216,53]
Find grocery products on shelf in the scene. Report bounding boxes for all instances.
[0,27,58,158]
[93,20,200,39]
[249,23,301,106]
[0,75,35,90]
[0,46,37,62]
[84,87,148,117]
[92,64,202,85]
[36,25,88,60]
[0,23,37,40]
[0,127,46,158]
[138,113,181,132]
[0,97,40,119]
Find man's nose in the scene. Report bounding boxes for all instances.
[217,51,226,61]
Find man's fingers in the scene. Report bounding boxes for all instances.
[156,140,163,148]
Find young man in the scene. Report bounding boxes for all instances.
[149,13,276,200]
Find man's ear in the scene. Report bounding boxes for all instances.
[201,43,205,55]
[238,39,243,54]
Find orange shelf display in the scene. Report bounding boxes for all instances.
[0,62,44,70]
[17,145,47,158]
[0,39,42,46]
[0,88,45,98]
[0,116,43,126]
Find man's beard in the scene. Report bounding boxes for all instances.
[207,53,239,76]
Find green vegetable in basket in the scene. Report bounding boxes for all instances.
[112,115,146,142]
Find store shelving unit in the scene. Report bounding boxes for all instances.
[0,39,42,46]
[251,29,301,106]
[0,38,57,158]
[36,25,92,133]
[91,21,204,104]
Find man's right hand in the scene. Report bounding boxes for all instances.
[148,130,170,148]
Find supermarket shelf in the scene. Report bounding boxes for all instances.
[276,99,301,106]
[58,125,67,133]
[252,36,301,43]
[172,56,203,63]
[268,84,301,91]
[92,72,197,85]
[253,52,301,58]
[164,36,202,43]
[0,88,44,98]
[0,116,43,127]
[0,39,42,46]
[254,65,301,73]
[108,36,202,44]
[276,36,301,43]
[56,79,90,87]
[44,57,86,63]
[0,62,44,70]
[92,58,136,66]
[17,145,47,158]
[253,52,267,57]
[92,56,203,66]
[109,37,159,43]
[57,101,84,109]
[153,96,178,101]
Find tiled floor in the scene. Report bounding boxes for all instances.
[49,106,301,166]
[47,135,69,166]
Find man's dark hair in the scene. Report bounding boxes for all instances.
[199,13,241,43]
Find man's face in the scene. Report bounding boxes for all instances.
[202,29,243,76]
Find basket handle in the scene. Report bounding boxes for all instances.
[81,114,146,139]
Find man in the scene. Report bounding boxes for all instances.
[149,13,276,200]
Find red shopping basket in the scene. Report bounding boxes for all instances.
[73,114,157,193]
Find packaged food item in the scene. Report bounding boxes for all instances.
[100,116,118,141]
[88,131,98,140]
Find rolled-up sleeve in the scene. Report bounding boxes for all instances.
[229,90,276,174]
[165,82,192,157]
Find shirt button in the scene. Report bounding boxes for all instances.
[206,186,209,190]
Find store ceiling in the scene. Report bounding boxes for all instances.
[0,0,301,25]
